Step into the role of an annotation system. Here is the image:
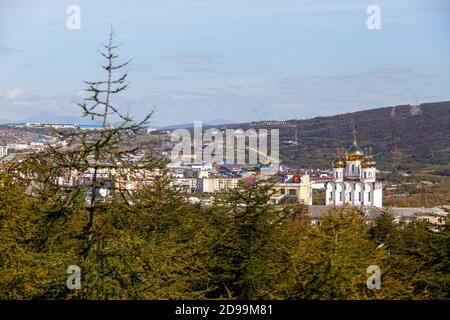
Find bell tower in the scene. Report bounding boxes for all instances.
[344,129,364,179]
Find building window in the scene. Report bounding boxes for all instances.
[359,192,362,201]
[368,193,371,202]
[281,189,285,195]
[289,189,296,195]
[349,192,352,201]
[339,192,343,201]
[364,172,367,179]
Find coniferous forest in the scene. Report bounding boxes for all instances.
[1,167,449,299]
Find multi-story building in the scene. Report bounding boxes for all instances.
[6,143,29,150]
[202,177,240,194]
[0,145,8,158]
[172,178,201,193]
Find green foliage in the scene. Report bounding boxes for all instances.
[370,209,396,245]
[275,206,385,299]
[381,218,450,299]
[1,167,450,299]
[199,181,298,299]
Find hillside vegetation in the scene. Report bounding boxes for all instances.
[229,101,450,170]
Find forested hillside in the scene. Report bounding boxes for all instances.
[230,101,450,170]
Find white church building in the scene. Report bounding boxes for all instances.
[326,130,383,208]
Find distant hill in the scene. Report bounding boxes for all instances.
[0,112,104,126]
[20,112,104,126]
[159,119,236,130]
[2,102,449,171]
[228,101,450,170]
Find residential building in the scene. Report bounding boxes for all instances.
[0,145,8,158]
[202,177,240,194]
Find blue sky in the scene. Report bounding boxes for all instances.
[0,0,449,126]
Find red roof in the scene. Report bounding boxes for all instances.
[311,176,332,181]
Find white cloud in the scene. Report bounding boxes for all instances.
[1,71,449,126]
[3,88,25,99]
[163,53,221,66]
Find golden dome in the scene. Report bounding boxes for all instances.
[361,156,376,168]
[332,157,345,168]
[345,132,364,161]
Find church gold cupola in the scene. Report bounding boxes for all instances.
[345,129,364,161]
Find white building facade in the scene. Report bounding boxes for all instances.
[0,146,8,158]
[202,177,240,194]
[326,131,382,208]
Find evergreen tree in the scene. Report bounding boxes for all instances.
[370,208,397,245]
[277,206,387,299]
[201,179,299,299]
[0,30,190,299]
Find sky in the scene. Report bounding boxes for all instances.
[0,0,449,126]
